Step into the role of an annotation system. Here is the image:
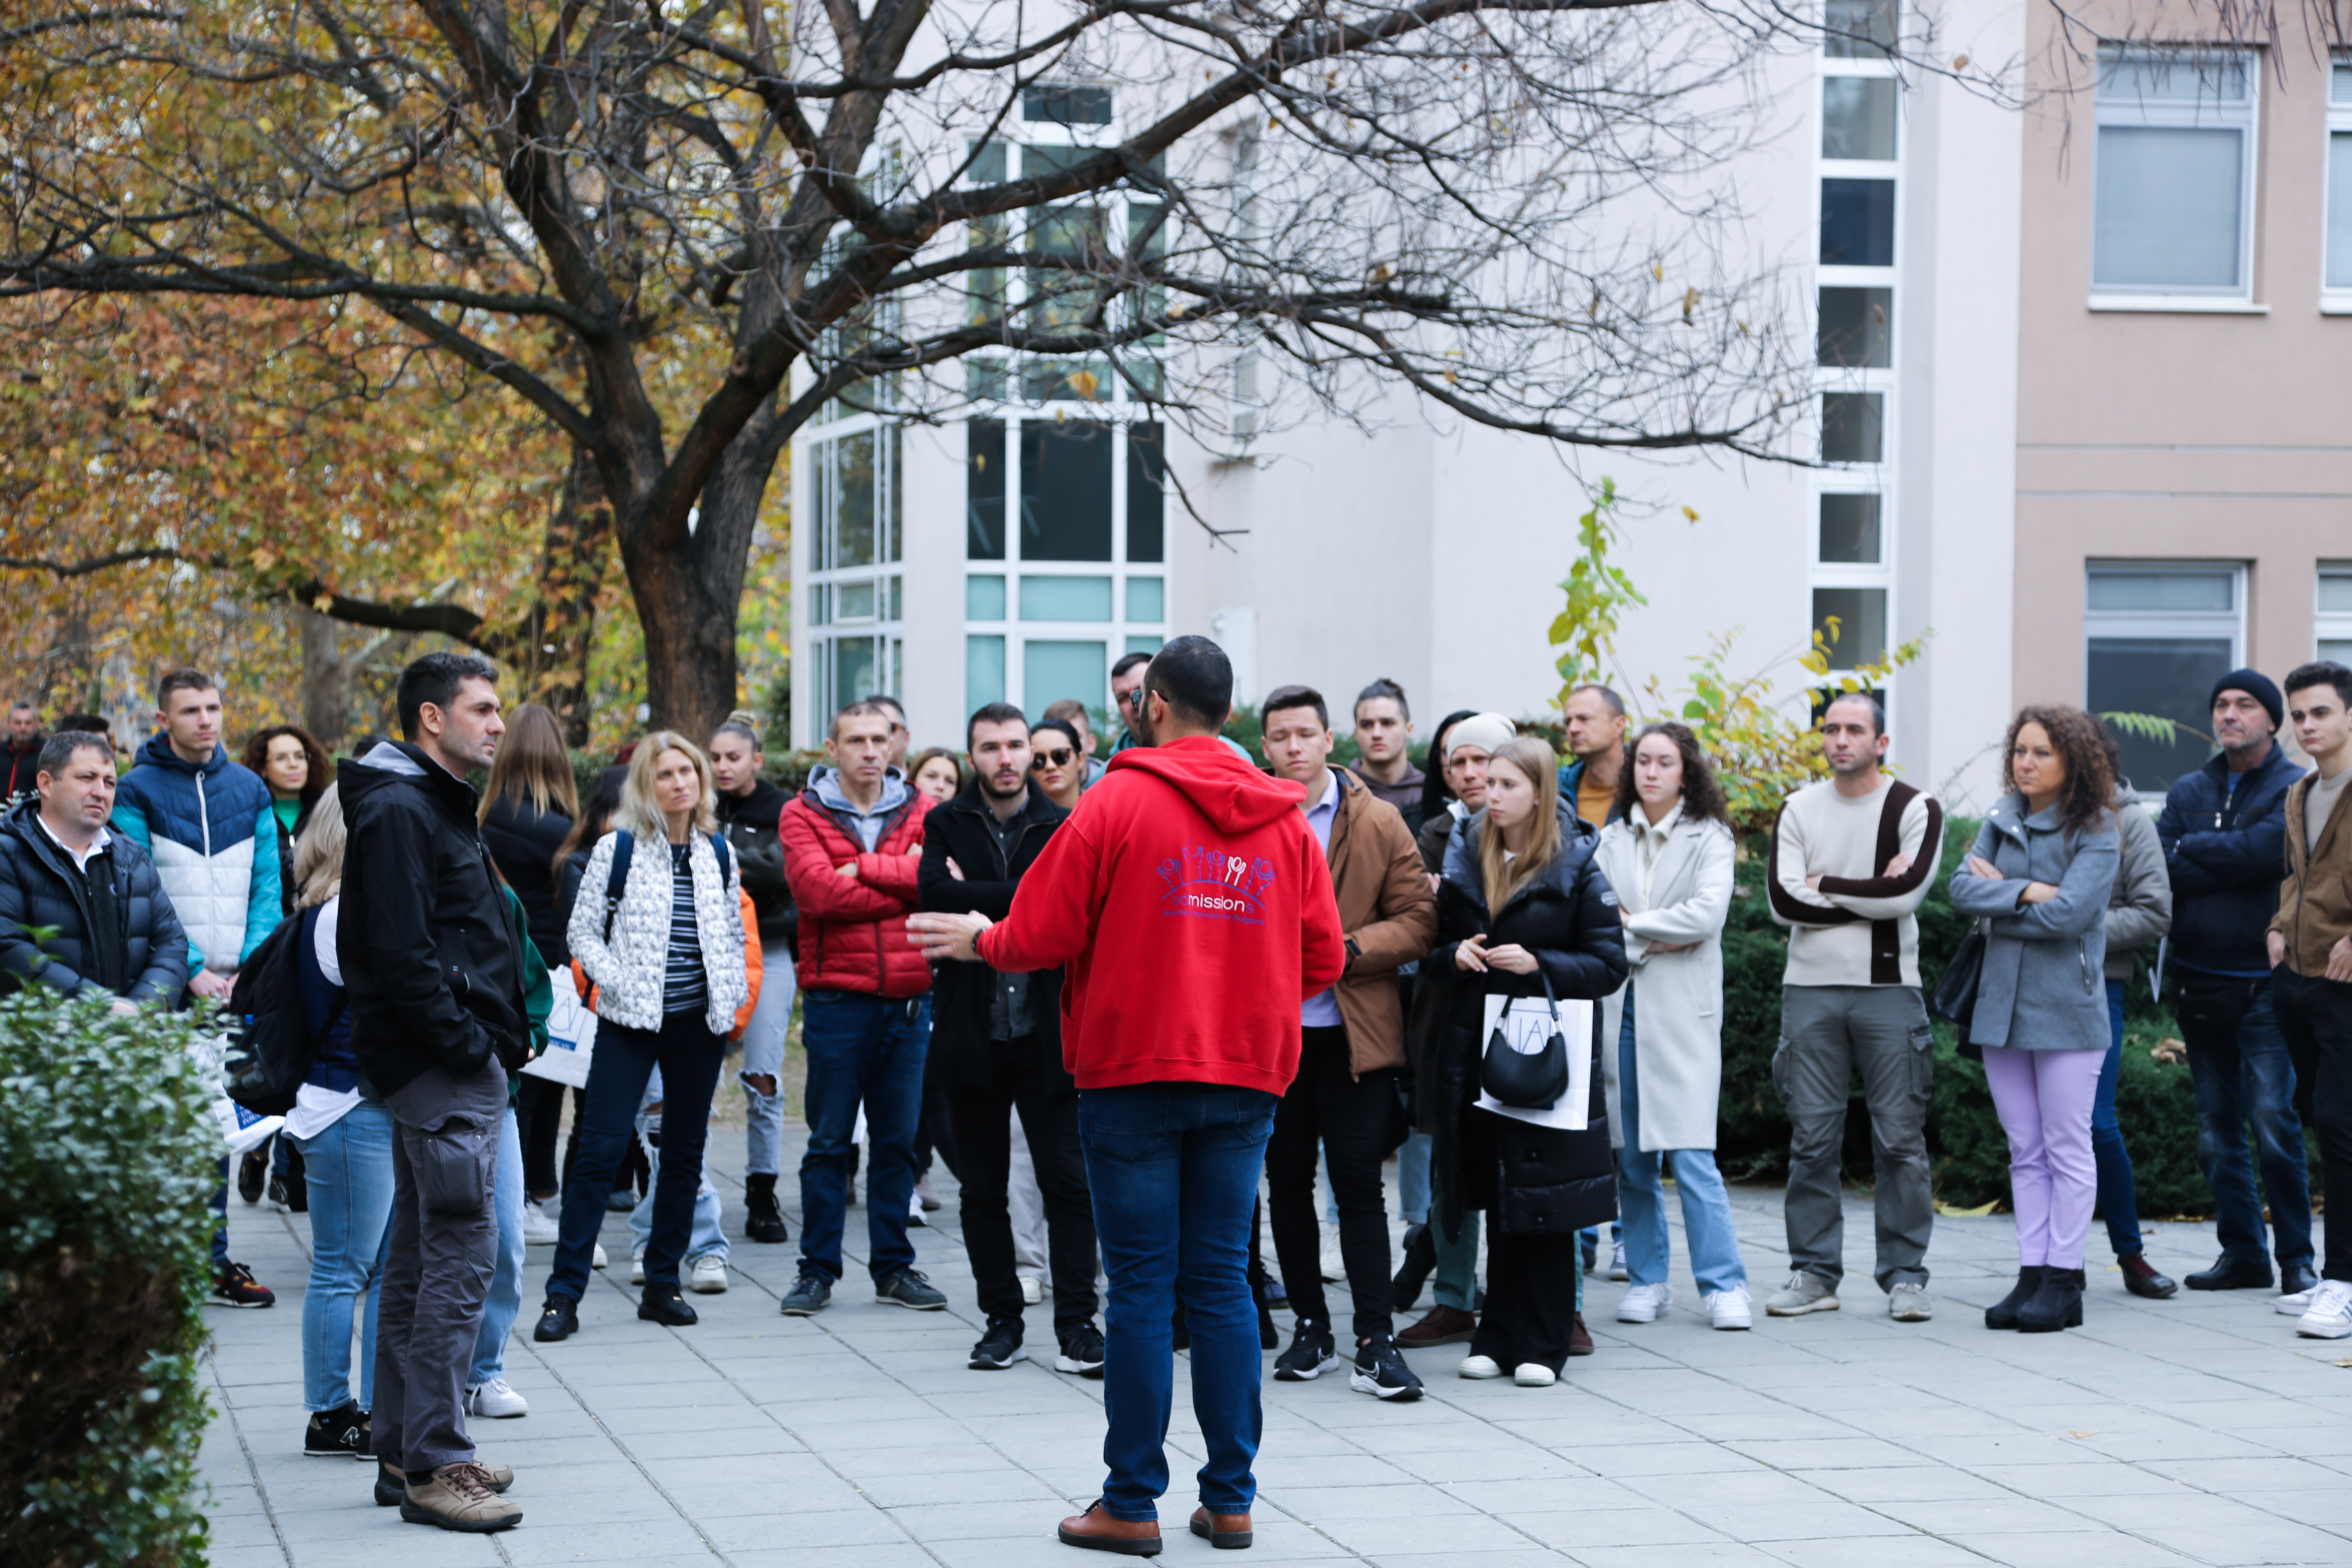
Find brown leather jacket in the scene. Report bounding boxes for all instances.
[2270,770,2352,977]
[1321,768,1438,1076]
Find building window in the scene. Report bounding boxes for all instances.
[1823,77,1898,160]
[2085,561,2242,789]
[1023,84,1113,126]
[2093,49,2257,299]
[1020,422,1114,561]
[2327,62,2352,301]
[1820,178,1896,266]
[1824,0,1895,57]
[1817,287,1892,368]
[1818,494,1883,563]
[1821,392,1884,463]
[2319,566,2352,663]
[967,635,1007,714]
[1812,588,1888,670]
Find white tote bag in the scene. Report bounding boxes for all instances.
[523,967,598,1088]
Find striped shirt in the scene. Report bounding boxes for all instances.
[662,842,707,1014]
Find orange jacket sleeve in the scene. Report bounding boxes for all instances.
[731,887,764,1040]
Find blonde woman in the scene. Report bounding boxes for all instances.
[1427,739,1628,1385]
[537,734,753,1338]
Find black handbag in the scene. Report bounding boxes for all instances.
[1930,921,1987,1060]
[1481,971,1571,1110]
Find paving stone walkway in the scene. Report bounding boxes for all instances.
[198,1127,2352,1568]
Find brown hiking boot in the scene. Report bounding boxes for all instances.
[1397,1303,1478,1349]
[400,1461,523,1532]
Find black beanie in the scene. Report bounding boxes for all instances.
[2211,668,2283,730]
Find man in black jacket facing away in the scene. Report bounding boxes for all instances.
[340,653,530,1533]
[2158,669,2316,1297]
[918,702,1103,1376]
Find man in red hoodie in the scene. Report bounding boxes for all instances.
[913,637,1345,1556]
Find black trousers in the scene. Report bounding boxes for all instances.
[1266,1025,1399,1342]
[914,1056,962,1183]
[2274,966,2352,1283]
[1471,1227,1579,1375]
[947,1036,1099,1336]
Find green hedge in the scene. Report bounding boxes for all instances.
[1717,816,2240,1216]
[0,990,220,1567]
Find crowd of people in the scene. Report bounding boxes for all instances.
[2,641,2349,1549]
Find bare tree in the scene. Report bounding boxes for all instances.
[2,0,1824,736]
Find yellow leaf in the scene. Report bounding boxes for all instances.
[1680,505,1699,523]
[1954,53,1970,68]
[1651,261,1663,283]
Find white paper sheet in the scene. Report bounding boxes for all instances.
[1474,991,1593,1131]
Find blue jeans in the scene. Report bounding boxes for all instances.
[1396,1130,1431,1226]
[548,1012,728,1300]
[288,1102,395,1411]
[212,1156,230,1268]
[468,1105,526,1387]
[798,991,929,1284]
[1080,1084,1278,1523]
[2174,972,2314,1271]
[629,1066,729,1265]
[1615,986,1746,1296]
[2096,982,2146,1258]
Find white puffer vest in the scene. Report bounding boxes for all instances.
[566,829,750,1035]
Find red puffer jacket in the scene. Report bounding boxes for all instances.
[779,784,934,998]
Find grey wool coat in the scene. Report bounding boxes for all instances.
[1947,795,2119,1053]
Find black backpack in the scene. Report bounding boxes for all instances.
[600,829,733,941]
[223,909,331,1115]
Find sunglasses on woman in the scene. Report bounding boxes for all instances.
[1032,748,1076,768]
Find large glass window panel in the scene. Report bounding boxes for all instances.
[2094,126,2243,288]
[2329,130,2352,288]
[1825,0,1895,56]
[1029,205,1109,333]
[967,635,1007,712]
[2087,568,2234,612]
[2100,49,2249,104]
[1823,77,1899,160]
[1819,494,1883,563]
[1128,423,1165,562]
[1126,635,1163,657]
[2089,636,2232,788]
[882,427,901,563]
[2323,639,2352,665]
[1821,392,1884,463]
[1026,640,1108,713]
[837,580,876,622]
[2319,570,2352,615]
[1023,84,1113,125]
[1127,577,1165,622]
[1818,286,1892,367]
[1020,422,1114,560]
[967,420,1006,559]
[964,139,1007,185]
[1820,179,1896,266]
[833,430,877,567]
[833,635,880,713]
[1023,359,1112,401]
[1813,587,1888,668]
[1021,575,1115,620]
[967,574,1007,620]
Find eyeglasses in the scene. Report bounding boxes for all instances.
[1033,748,1076,768]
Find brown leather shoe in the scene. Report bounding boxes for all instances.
[399,1462,522,1532]
[1058,1500,1163,1555]
[1568,1312,1595,1357]
[1397,1303,1478,1349]
[1190,1505,1253,1549]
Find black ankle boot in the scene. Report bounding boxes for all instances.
[744,1173,791,1244]
[2016,1268,2085,1333]
[1984,1266,2049,1330]
[1392,1223,1437,1312]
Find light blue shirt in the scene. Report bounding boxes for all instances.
[1301,768,1343,1029]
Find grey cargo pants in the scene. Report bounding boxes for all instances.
[1773,985,1934,1293]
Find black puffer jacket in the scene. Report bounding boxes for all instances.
[4,736,45,808]
[917,781,1070,1092]
[1425,805,1627,1241]
[337,742,529,1096]
[0,800,188,1003]
[482,794,573,967]
[716,778,797,946]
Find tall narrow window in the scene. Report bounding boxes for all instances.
[1817,287,1893,367]
[2318,566,2352,663]
[1020,422,1113,560]
[1127,423,1166,562]
[1821,179,1895,266]
[1818,494,1884,563]
[1812,588,1889,668]
[1821,393,1884,463]
[2327,62,2352,295]
[1825,0,1896,57]
[1823,77,1899,160]
[2093,49,2256,297]
[967,420,1006,559]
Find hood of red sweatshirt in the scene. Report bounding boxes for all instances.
[1104,735,1303,833]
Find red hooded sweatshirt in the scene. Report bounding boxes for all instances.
[975,735,1347,1095]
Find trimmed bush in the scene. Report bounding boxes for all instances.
[0,990,219,1568]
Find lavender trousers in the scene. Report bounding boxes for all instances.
[1981,1045,2106,1270]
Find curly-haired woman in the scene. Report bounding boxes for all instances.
[1949,704,2120,1334]
[242,723,333,918]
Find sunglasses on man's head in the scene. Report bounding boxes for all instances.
[1033,748,1076,768]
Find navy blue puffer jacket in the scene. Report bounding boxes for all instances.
[2156,746,2306,976]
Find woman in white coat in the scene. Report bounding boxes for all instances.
[1595,722,1752,1330]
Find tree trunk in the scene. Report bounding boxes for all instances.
[298,609,350,748]
[510,443,612,748]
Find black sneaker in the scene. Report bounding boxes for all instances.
[210,1260,275,1309]
[266,1169,308,1214]
[1055,1322,1106,1378]
[237,1144,269,1205]
[532,1294,579,1342]
[874,1267,947,1310]
[779,1270,833,1316]
[638,1284,698,1326]
[1273,1321,1339,1381]
[743,1174,791,1244]
[1349,1334,1425,1402]
[304,1401,370,1457]
[970,1317,1027,1370]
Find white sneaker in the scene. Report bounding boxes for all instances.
[1319,1223,1345,1283]
[1457,1354,1504,1379]
[521,1206,560,1246]
[1019,1275,1044,1306]
[1705,1285,1755,1331]
[1513,1363,1557,1387]
[2278,1287,2316,1316]
[1889,1282,1933,1322]
[1616,1283,1673,1324]
[688,1255,729,1294]
[630,1249,647,1286]
[592,1243,608,1271]
[464,1377,530,1419]
[908,1192,927,1227]
[2296,1279,2352,1339]
[1764,1271,1839,1316]
[1607,1242,1628,1282]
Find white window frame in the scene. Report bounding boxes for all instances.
[2323,59,2352,313]
[2089,47,2263,312]
[2082,559,2246,679]
[800,415,905,746]
[2317,562,2352,659]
